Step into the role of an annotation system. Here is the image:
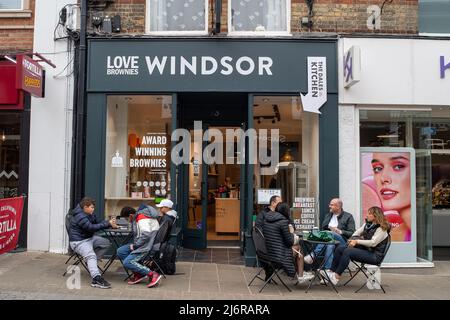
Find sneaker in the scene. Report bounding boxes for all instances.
[319,278,329,285]
[329,273,339,286]
[304,254,314,265]
[91,275,111,289]
[297,273,315,284]
[319,269,333,280]
[147,272,162,288]
[127,272,148,285]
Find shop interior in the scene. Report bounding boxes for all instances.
[187,96,319,243]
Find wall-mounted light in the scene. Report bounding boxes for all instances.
[2,131,6,141]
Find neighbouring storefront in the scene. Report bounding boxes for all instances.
[84,38,338,265]
[0,54,43,249]
[338,37,450,266]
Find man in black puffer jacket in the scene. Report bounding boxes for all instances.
[68,197,117,289]
[260,209,299,279]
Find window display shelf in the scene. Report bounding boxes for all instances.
[431,150,450,155]
[105,197,156,201]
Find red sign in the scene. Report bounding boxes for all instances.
[16,54,44,97]
[0,196,25,255]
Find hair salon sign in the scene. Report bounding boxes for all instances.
[0,196,25,255]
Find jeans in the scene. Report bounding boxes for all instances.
[313,232,347,269]
[331,244,379,275]
[70,235,111,278]
[117,244,150,276]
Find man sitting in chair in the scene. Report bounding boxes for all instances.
[156,199,178,227]
[116,205,162,288]
[304,198,355,274]
[68,197,118,289]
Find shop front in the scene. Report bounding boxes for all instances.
[338,37,450,265]
[0,54,44,249]
[85,38,338,265]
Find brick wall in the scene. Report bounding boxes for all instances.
[88,0,418,35]
[0,0,35,53]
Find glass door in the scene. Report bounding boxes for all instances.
[182,126,208,249]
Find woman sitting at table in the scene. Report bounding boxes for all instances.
[116,205,163,288]
[321,206,390,285]
[275,203,314,283]
[260,202,313,283]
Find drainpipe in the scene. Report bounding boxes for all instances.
[215,0,221,34]
[71,0,87,208]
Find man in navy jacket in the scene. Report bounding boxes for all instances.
[69,197,117,288]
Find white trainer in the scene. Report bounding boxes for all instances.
[304,254,314,264]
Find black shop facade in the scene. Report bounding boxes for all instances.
[84,37,338,265]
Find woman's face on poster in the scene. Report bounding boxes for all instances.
[371,152,411,212]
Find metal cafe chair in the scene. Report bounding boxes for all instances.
[342,234,391,293]
[248,226,292,293]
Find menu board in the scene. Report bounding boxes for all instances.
[257,189,282,205]
[292,197,317,230]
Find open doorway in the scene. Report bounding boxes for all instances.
[186,126,242,247]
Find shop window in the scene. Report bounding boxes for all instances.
[359,109,433,261]
[0,113,21,199]
[429,108,450,209]
[253,96,319,230]
[0,0,23,10]
[146,0,208,35]
[229,0,290,35]
[105,95,172,216]
[419,0,450,35]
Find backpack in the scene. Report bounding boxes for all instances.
[155,242,177,275]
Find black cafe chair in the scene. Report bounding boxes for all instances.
[248,226,292,293]
[342,233,391,293]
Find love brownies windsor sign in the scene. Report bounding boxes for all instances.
[16,54,44,97]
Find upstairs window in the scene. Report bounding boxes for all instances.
[419,0,450,35]
[147,0,208,35]
[0,0,23,10]
[229,0,290,36]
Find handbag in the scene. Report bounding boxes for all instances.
[307,230,334,242]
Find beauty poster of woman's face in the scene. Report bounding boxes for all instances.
[361,152,412,242]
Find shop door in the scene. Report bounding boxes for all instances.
[181,126,209,249]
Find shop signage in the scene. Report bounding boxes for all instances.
[343,46,361,88]
[15,55,44,97]
[440,56,450,79]
[0,196,25,255]
[88,39,338,94]
[300,57,327,114]
[292,197,317,230]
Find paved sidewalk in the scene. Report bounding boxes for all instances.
[1,251,450,300]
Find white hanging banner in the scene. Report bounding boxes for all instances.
[301,56,327,114]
